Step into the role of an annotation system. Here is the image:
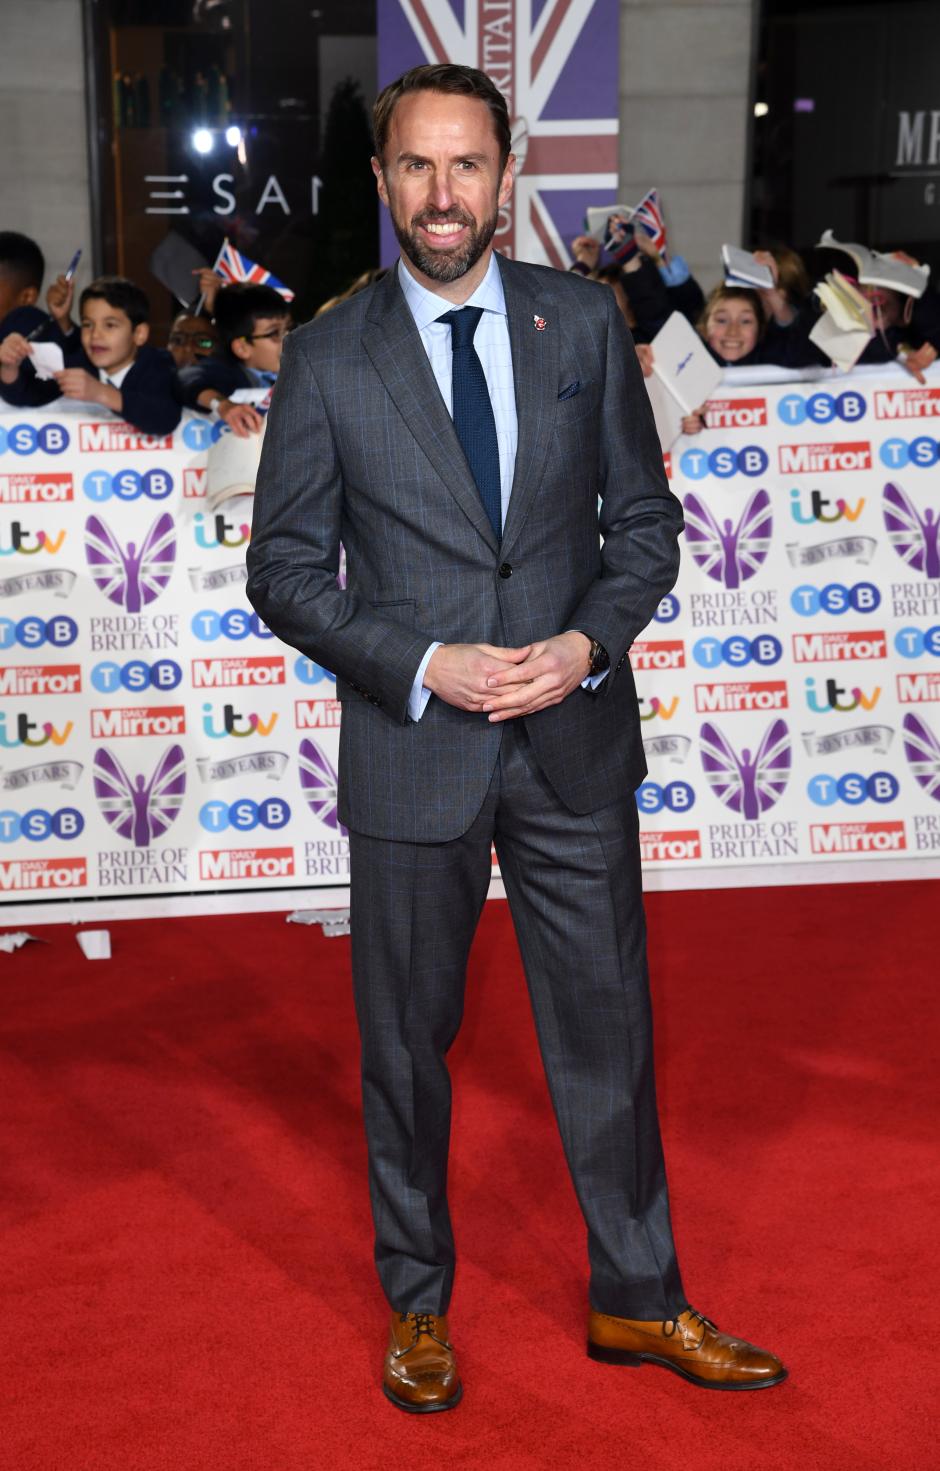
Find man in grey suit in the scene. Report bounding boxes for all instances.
[247,63,785,1411]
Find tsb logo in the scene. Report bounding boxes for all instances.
[807,772,899,807]
[692,635,782,668]
[91,659,182,692]
[895,627,940,659]
[198,797,291,832]
[653,593,681,624]
[777,391,867,425]
[636,780,695,813]
[83,468,174,501]
[678,445,769,479]
[879,437,940,469]
[0,807,84,842]
[0,422,70,456]
[0,615,77,649]
[294,656,337,685]
[191,609,273,641]
[181,419,226,451]
[791,583,880,616]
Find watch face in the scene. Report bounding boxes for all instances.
[590,639,610,673]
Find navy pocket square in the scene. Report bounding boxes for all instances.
[557,380,581,401]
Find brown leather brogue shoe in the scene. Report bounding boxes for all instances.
[587,1306,787,1390]
[382,1311,462,1413]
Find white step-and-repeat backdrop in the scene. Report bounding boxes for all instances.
[2,363,939,912]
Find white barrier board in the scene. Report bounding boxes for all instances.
[2,365,939,916]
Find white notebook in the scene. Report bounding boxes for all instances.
[650,312,724,416]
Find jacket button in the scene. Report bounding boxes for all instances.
[498,562,513,579]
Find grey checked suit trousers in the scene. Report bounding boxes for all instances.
[247,255,687,1318]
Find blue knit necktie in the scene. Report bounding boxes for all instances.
[438,307,502,540]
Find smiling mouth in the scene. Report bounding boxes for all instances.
[418,218,470,243]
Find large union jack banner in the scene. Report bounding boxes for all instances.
[378,0,619,268]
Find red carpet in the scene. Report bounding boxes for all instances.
[1,882,937,1470]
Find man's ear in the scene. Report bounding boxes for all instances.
[19,285,40,308]
[371,156,390,208]
[230,335,251,362]
[498,153,516,209]
[133,322,150,347]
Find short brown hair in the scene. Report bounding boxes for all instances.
[373,64,512,170]
[698,285,767,341]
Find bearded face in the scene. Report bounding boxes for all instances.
[373,90,514,291]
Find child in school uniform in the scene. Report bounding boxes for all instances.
[0,232,47,343]
[0,275,181,436]
[175,283,291,438]
[678,280,825,433]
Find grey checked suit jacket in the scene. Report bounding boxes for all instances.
[246,255,684,843]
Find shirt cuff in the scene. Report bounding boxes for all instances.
[582,669,609,692]
[659,255,691,287]
[408,642,442,722]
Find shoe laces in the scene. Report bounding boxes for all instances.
[663,1307,716,1348]
[400,1311,442,1346]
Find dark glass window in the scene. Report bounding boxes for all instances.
[749,0,940,279]
[85,0,378,336]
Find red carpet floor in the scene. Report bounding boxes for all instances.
[1,882,937,1470]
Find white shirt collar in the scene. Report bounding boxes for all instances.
[98,361,133,389]
[397,252,507,332]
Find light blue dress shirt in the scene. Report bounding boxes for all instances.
[399,255,515,720]
[398,254,602,720]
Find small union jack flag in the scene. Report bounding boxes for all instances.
[212,239,295,301]
[631,189,668,262]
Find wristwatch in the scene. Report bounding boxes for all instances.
[587,637,610,675]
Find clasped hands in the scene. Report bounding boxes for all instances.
[424,632,592,723]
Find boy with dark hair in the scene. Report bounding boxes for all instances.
[0,231,46,341]
[177,282,290,438]
[0,274,181,435]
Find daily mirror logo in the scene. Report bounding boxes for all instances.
[0,664,81,696]
[874,387,940,420]
[778,442,872,475]
[704,398,767,430]
[0,473,73,504]
[198,846,295,881]
[0,855,86,891]
[78,422,173,453]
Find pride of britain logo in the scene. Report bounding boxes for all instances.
[699,719,791,819]
[298,738,346,833]
[683,490,772,590]
[93,744,186,845]
[903,712,940,801]
[84,513,176,612]
[883,482,940,578]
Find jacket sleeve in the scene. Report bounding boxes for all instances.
[0,359,61,408]
[118,350,182,436]
[245,332,434,724]
[565,287,684,681]
[175,357,248,409]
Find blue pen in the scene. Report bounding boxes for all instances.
[24,249,83,342]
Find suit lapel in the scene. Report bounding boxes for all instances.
[361,268,500,554]
[498,256,559,561]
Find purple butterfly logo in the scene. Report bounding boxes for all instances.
[883,482,940,579]
[683,489,772,589]
[93,744,186,846]
[84,512,176,612]
[700,719,791,819]
[902,711,940,801]
[298,738,346,833]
